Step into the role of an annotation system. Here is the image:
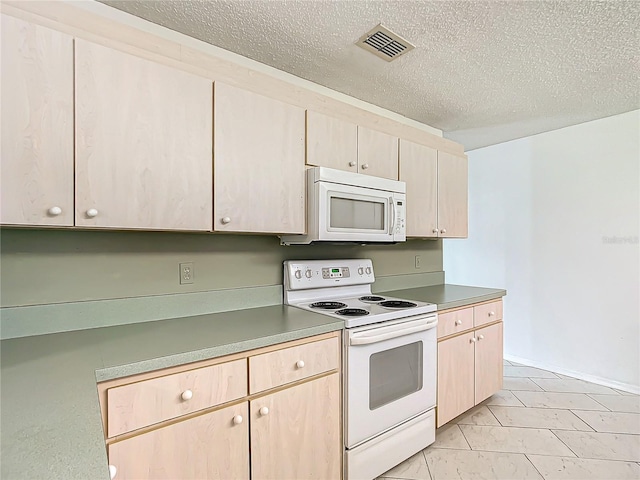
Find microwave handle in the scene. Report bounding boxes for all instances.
[389,196,396,234]
[350,316,437,346]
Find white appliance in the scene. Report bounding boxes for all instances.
[284,259,437,480]
[279,167,406,245]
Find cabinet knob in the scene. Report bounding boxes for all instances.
[86,208,99,218]
[349,161,356,167]
[361,163,369,170]
[489,311,495,316]
[478,334,485,340]
[470,337,477,343]
[109,465,117,479]
[48,206,62,216]
[455,319,463,326]
[296,360,305,369]
[233,415,243,425]
[221,216,231,224]
[259,406,269,416]
[440,228,447,234]
[432,228,439,234]
[181,389,193,401]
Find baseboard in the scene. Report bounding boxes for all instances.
[504,354,640,395]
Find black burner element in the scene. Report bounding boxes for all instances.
[379,300,418,309]
[335,308,370,317]
[310,301,347,310]
[359,296,386,302]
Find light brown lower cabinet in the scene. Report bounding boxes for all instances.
[108,402,250,480]
[436,299,504,427]
[99,332,342,480]
[250,373,341,480]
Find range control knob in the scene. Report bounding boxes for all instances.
[365,267,372,275]
[305,269,312,279]
[358,267,364,275]
[294,270,302,279]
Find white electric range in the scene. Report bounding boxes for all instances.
[284,259,438,480]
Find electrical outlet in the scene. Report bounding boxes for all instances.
[415,255,422,269]
[179,262,194,284]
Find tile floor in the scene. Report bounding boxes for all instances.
[378,360,640,480]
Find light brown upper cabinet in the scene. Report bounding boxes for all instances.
[399,139,468,238]
[214,83,305,234]
[357,126,399,180]
[75,39,213,231]
[0,15,74,226]
[306,111,358,173]
[437,151,468,238]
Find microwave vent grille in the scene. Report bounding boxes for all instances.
[356,25,415,62]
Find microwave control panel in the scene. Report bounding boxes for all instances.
[394,197,406,237]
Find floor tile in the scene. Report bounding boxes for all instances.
[588,394,640,413]
[554,373,577,380]
[571,410,640,434]
[455,405,501,426]
[458,425,576,456]
[482,390,526,407]
[424,449,542,479]
[503,377,544,391]
[512,391,609,411]
[432,424,470,450]
[527,454,640,479]
[380,451,430,480]
[489,406,593,431]
[531,378,618,395]
[503,359,512,366]
[613,388,639,396]
[504,366,559,378]
[552,430,640,462]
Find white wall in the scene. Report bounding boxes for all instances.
[444,110,640,392]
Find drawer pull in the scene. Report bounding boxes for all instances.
[259,406,269,416]
[296,360,305,369]
[109,465,117,479]
[455,319,463,326]
[470,337,477,343]
[349,161,356,167]
[181,389,193,401]
[478,334,485,341]
[489,311,495,316]
[48,206,62,216]
[233,415,243,425]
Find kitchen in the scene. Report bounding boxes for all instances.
[1,1,639,480]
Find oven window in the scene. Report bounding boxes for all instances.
[369,341,423,410]
[330,197,385,230]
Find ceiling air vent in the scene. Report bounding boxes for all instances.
[356,24,415,62]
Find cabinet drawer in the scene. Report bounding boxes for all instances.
[437,307,473,338]
[107,359,247,437]
[249,337,339,394]
[474,300,503,327]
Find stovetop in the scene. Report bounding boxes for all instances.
[283,259,436,328]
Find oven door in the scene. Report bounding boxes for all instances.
[344,314,437,448]
[317,181,401,242]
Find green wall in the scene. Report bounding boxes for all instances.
[1,229,443,307]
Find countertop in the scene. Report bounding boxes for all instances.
[0,305,343,480]
[380,283,506,310]
[0,283,505,479]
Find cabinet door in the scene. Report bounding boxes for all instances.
[437,151,468,237]
[75,40,213,230]
[399,139,438,237]
[475,322,504,403]
[357,126,398,180]
[437,332,475,427]
[214,83,305,234]
[306,110,357,172]
[108,402,249,480]
[250,374,341,480]
[1,15,74,226]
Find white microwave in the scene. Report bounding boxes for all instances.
[280,167,406,245]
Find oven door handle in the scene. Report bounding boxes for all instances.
[349,317,437,346]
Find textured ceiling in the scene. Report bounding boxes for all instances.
[101,0,640,150]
